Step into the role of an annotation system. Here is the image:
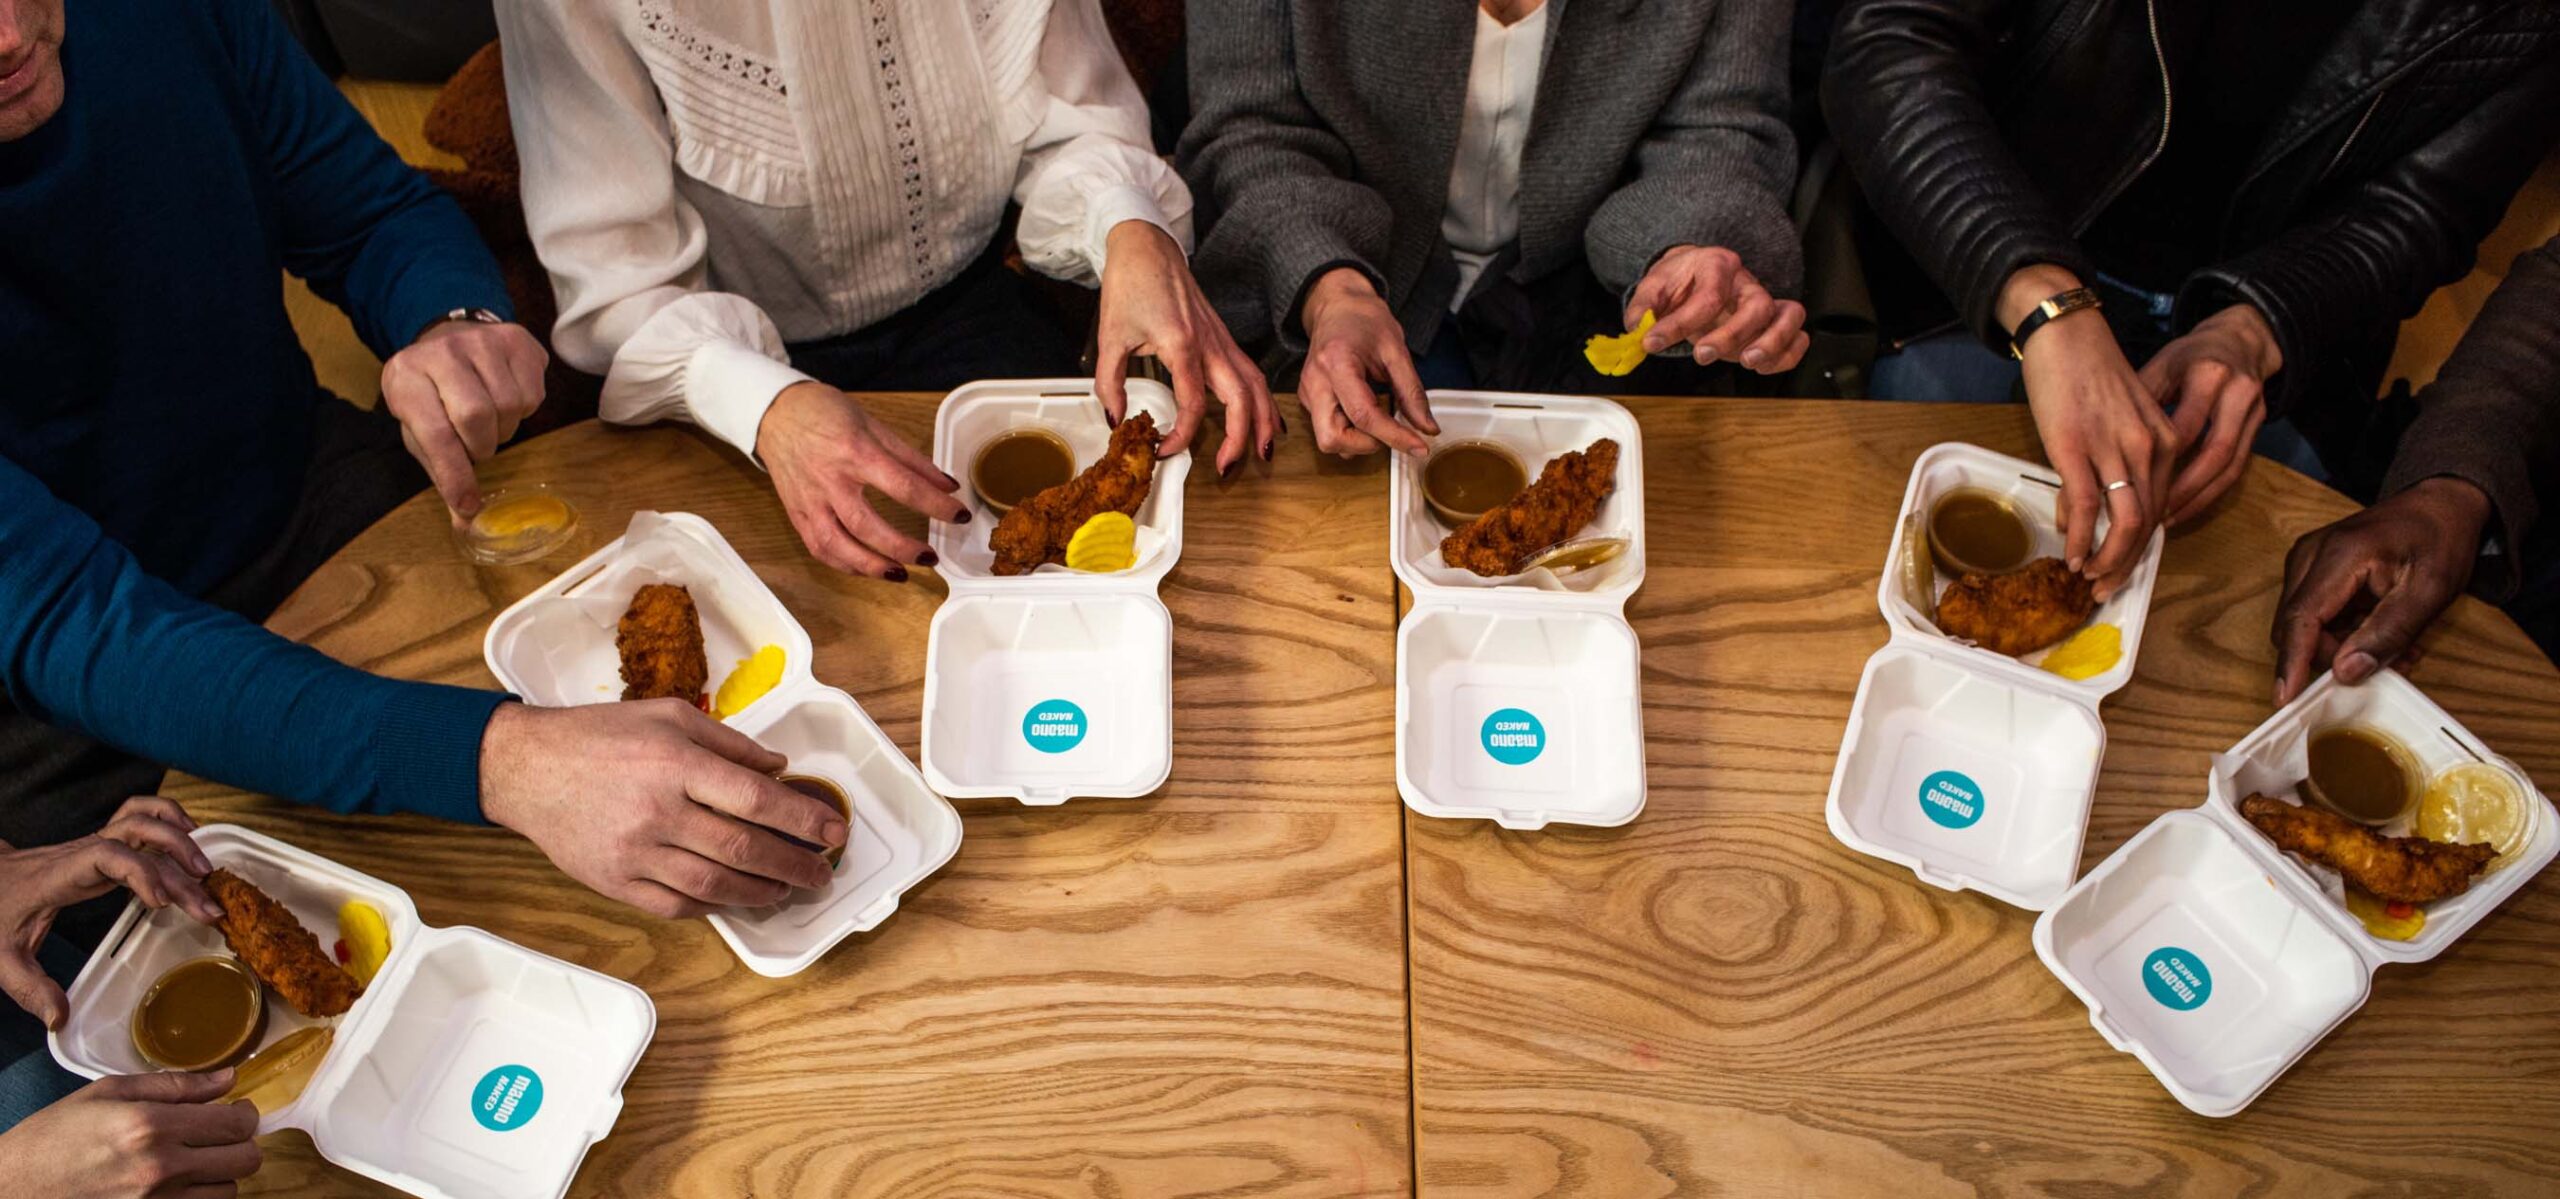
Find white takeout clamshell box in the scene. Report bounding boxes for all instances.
[1391,391,1648,829]
[1826,442,2165,910]
[483,511,963,977]
[2034,669,2557,1117]
[922,379,1187,805]
[50,825,653,1199]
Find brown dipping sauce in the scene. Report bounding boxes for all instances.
[132,957,267,1072]
[2305,725,2417,824]
[972,429,1076,515]
[1927,488,2032,576]
[777,774,852,867]
[1423,441,1528,527]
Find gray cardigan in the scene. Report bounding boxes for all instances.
[1178,0,1801,357]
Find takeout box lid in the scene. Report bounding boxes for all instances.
[1391,600,1648,829]
[1388,391,1647,609]
[50,825,654,1199]
[1875,442,2162,704]
[927,378,1187,592]
[917,591,1176,805]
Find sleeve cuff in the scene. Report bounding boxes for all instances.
[370,685,512,824]
[686,339,816,464]
[1086,183,1181,276]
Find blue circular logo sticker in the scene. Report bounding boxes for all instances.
[2142,948,2213,1011]
[1480,708,1546,766]
[1917,770,1985,829]
[1022,700,1088,754]
[470,1065,543,1132]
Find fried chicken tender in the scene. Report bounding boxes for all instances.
[1441,438,1619,577]
[1934,557,2097,656]
[990,413,1161,575]
[2240,794,2499,904]
[204,870,362,1018]
[617,583,708,702]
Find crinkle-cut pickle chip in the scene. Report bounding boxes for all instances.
[2038,623,2122,680]
[1583,310,1657,377]
[1065,511,1138,573]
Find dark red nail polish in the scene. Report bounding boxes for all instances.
[917,549,939,567]
[953,509,972,524]
[1222,458,1240,480]
[1260,439,1275,461]
[884,565,909,583]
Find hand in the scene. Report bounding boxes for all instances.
[2004,265,2181,598]
[0,1070,261,1198]
[758,382,965,581]
[1626,245,1808,374]
[2141,304,2282,524]
[2272,477,2493,704]
[1296,267,1437,458]
[1095,221,1278,475]
[380,317,549,521]
[0,797,219,1029]
[476,700,847,919]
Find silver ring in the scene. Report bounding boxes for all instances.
[2104,480,2133,493]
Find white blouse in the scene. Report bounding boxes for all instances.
[1441,3,1550,310]
[497,0,1190,459]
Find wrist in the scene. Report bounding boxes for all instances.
[2405,475,2494,544]
[756,381,836,461]
[2207,303,2284,378]
[475,702,529,831]
[1996,264,2089,334]
[1302,267,1378,332]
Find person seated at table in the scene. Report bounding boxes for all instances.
[495,0,1273,579]
[2275,234,2560,703]
[1820,0,2560,598]
[1178,0,1810,457]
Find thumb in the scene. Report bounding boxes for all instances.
[677,707,787,774]
[0,948,68,1029]
[2336,570,2454,684]
[93,1067,236,1103]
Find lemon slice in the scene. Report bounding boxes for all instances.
[713,644,787,720]
[1583,310,1657,377]
[2038,624,2123,681]
[336,899,391,987]
[2418,763,2530,867]
[2344,888,2427,941]
[1065,512,1138,573]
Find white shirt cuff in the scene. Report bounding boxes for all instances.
[686,339,814,464]
[1086,183,1181,276]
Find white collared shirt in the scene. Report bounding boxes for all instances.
[497,0,1188,458]
[1442,3,1550,311]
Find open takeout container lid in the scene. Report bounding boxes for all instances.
[483,511,962,976]
[51,825,654,1199]
[2032,669,2557,1115]
[920,380,1183,804]
[1827,442,2164,909]
[1391,391,1648,828]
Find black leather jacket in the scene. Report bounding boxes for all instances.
[1821,0,2560,421]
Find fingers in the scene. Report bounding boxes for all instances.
[112,796,198,835]
[831,490,932,568]
[160,1096,261,1149]
[2273,535,2376,703]
[1623,272,1669,333]
[2051,455,2103,574]
[2083,453,2148,590]
[500,327,550,426]
[668,799,830,894]
[1736,300,1807,374]
[91,1068,235,1104]
[1158,354,1209,461]
[1245,367,1281,462]
[2337,565,2458,685]
[1693,283,1776,367]
[684,753,845,857]
[384,368,481,516]
[621,879,713,921]
[1330,363,1428,456]
[785,501,901,580]
[82,837,221,924]
[169,1137,263,1184]
[1644,251,1739,353]
[103,801,211,875]
[864,449,969,527]
[1095,341,1131,430]
[0,946,71,1028]
[2169,390,2265,525]
[644,845,792,910]
[1206,359,1255,475]
[673,702,789,773]
[1379,342,1438,437]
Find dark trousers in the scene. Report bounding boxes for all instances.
[785,238,1082,392]
[0,398,426,938]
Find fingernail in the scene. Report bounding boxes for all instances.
[1642,336,1664,353]
[1742,350,1765,369]
[1276,414,1288,435]
[917,549,939,567]
[1105,411,1119,428]
[884,565,908,583]
[952,509,972,525]
[2066,555,2084,572]
[1696,345,1719,364]
[1222,459,1240,480]
[823,819,849,847]
[2339,650,2377,680]
[1260,439,1274,461]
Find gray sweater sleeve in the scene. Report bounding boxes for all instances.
[2380,236,2560,602]
[1583,0,1803,298]
[1179,0,1397,352]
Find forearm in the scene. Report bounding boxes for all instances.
[1012,0,1192,285]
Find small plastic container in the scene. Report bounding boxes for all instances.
[1825,443,2164,909]
[922,379,1187,805]
[484,511,963,976]
[1390,392,1648,829]
[2034,669,2557,1116]
[51,825,653,1199]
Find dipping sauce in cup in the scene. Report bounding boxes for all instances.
[2419,762,2535,868]
[1926,488,2031,577]
[2304,725,2421,824]
[777,773,853,867]
[1423,441,1527,527]
[455,484,580,566]
[132,956,267,1073]
[973,429,1076,516]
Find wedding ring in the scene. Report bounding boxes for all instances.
[2104,480,2133,492]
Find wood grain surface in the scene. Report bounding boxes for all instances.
[163,396,2560,1197]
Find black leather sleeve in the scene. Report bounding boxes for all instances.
[1820,0,2093,349]
[2379,236,2560,602]
[2182,50,2560,418]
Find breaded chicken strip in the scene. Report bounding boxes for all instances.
[2241,794,2498,904]
[991,413,1160,575]
[617,583,707,702]
[1935,557,2096,656]
[1442,438,1619,577]
[205,870,361,1018]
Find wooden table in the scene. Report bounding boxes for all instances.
[168,396,2560,1197]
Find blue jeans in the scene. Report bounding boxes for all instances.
[1867,329,2329,484]
[1,935,90,1129]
